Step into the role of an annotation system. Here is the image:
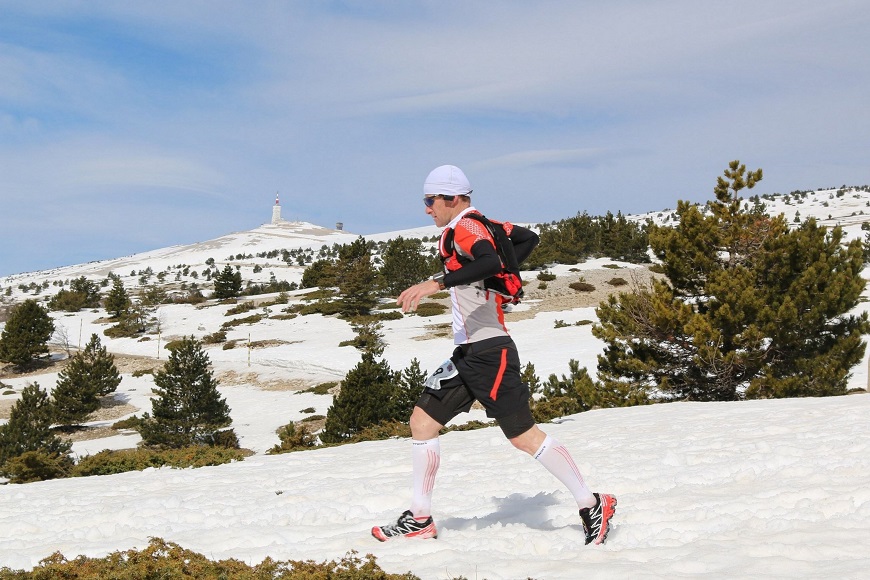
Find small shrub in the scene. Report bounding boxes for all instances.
[202,330,227,344]
[271,313,298,321]
[537,271,557,281]
[112,416,143,430]
[71,445,250,477]
[225,302,257,316]
[649,263,666,274]
[345,420,411,443]
[413,302,448,317]
[3,450,73,483]
[103,323,140,339]
[172,291,206,305]
[444,420,496,433]
[222,340,238,350]
[299,301,345,316]
[602,263,621,269]
[569,282,596,292]
[607,277,628,287]
[162,339,191,352]
[267,422,319,454]
[301,414,326,422]
[299,381,337,395]
[131,368,154,378]
[532,396,585,423]
[220,314,265,329]
[207,428,241,449]
[301,407,316,414]
[0,539,418,579]
[373,310,404,321]
[554,320,570,328]
[576,320,594,326]
[299,288,337,301]
[538,282,548,290]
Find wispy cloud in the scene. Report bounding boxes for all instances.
[1,1,869,276]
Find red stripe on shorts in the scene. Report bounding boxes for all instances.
[490,348,508,400]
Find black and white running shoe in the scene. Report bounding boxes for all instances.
[579,493,617,545]
[372,510,438,541]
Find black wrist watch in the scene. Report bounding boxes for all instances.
[431,272,446,290]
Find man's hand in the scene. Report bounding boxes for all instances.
[397,279,442,313]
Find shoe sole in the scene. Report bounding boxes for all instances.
[594,494,617,545]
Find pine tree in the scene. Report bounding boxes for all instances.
[139,336,231,448]
[301,259,337,289]
[393,358,427,421]
[104,277,131,318]
[521,361,542,398]
[379,237,439,296]
[213,265,242,299]
[52,334,121,427]
[335,237,378,316]
[0,299,54,370]
[69,276,102,308]
[0,383,72,479]
[320,352,400,444]
[594,161,869,401]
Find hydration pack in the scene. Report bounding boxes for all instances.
[440,212,526,304]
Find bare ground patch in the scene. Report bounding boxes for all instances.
[216,370,312,391]
[0,398,13,420]
[413,322,452,341]
[61,425,128,443]
[505,265,663,322]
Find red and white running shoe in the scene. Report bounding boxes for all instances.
[579,493,617,545]
[372,510,438,541]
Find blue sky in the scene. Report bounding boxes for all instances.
[1,1,869,277]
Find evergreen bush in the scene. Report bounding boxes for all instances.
[569,282,596,292]
[71,445,250,477]
[0,300,54,370]
[267,422,319,454]
[52,334,121,427]
[0,383,72,482]
[139,336,232,448]
[0,539,419,579]
[413,302,448,317]
[2,449,72,483]
[321,353,400,444]
[595,161,870,401]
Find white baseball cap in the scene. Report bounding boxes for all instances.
[423,165,472,197]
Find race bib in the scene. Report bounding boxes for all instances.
[424,359,459,390]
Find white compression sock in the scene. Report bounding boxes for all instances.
[409,437,441,518]
[534,434,596,509]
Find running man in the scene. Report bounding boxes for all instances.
[372,165,616,545]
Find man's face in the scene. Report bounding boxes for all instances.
[424,195,456,228]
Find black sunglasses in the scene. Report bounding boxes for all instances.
[423,195,455,208]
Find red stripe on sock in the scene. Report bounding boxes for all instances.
[555,444,586,485]
[423,449,439,494]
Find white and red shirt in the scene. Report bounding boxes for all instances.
[439,207,510,344]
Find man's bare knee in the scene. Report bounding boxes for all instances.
[509,424,546,455]
[410,406,443,440]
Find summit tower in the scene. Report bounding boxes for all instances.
[272,193,282,224]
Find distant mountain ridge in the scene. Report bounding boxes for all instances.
[3,185,869,304]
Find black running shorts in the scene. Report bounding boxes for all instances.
[416,336,535,439]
